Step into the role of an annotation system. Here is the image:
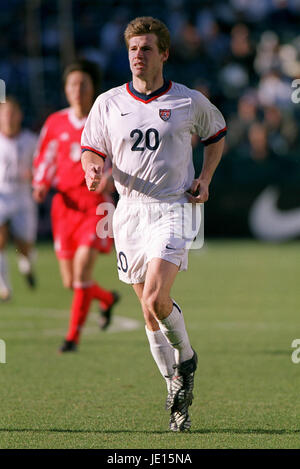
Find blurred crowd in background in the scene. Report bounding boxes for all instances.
[1,0,300,163]
[1,0,300,238]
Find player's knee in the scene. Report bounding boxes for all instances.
[62,277,73,289]
[143,312,158,331]
[143,292,168,320]
[73,263,91,285]
[142,306,156,326]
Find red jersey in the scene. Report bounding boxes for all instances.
[33,107,104,209]
[33,107,113,258]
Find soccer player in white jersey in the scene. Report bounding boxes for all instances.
[0,97,38,300]
[81,17,227,431]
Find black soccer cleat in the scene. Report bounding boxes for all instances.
[167,350,198,432]
[58,339,78,353]
[25,271,36,289]
[170,407,191,432]
[99,291,120,330]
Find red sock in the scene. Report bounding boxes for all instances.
[91,283,114,308]
[66,286,93,343]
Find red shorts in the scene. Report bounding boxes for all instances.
[51,192,113,259]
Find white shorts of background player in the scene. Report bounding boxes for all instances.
[0,193,37,243]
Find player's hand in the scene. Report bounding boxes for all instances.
[186,178,209,204]
[85,163,102,191]
[32,185,48,203]
[94,173,115,194]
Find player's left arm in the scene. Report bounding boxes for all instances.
[187,137,225,204]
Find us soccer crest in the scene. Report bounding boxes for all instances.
[159,109,171,121]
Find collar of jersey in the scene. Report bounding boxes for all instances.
[126,80,172,103]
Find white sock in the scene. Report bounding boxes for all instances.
[145,326,176,385]
[18,254,31,275]
[18,250,36,275]
[0,251,11,296]
[158,301,193,365]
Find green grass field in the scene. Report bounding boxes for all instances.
[0,240,300,449]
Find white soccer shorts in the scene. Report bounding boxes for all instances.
[0,193,37,243]
[113,197,201,284]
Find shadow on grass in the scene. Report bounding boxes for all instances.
[0,428,299,435]
[257,350,293,356]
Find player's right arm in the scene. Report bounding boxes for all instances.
[81,95,109,192]
[81,150,104,192]
[32,116,58,203]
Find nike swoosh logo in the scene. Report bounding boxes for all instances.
[249,186,300,240]
[121,112,131,116]
[166,245,176,250]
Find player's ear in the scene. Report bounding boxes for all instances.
[162,49,169,63]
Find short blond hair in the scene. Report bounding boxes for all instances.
[124,16,170,53]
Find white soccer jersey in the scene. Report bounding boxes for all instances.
[82,80,226,202]
[0,129,37,195]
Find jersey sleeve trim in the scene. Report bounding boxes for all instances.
[81,146,106,161]
[202,127,227,146]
